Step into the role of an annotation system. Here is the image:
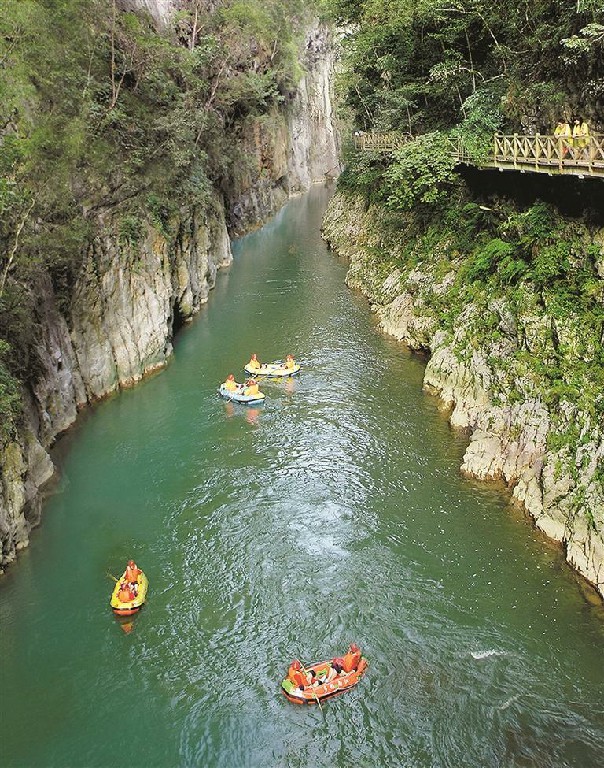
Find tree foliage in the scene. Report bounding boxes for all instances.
[384,133,457,212]
[323,0,604,134]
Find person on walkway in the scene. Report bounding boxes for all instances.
[223,373,239,392]
[247,353,261,371]
[342,643,362,673]
[572,118,590,159]
[554,119,571,159]
[287,659,307,690]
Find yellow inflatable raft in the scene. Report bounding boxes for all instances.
[110,572,149,616]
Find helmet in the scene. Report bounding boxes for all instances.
[227,374,234,380]
[128,560,135,567]
[349,643,360,653]
[290,659,301,670]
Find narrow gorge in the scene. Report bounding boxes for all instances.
[1,0,603,607]
[0,1,340,570]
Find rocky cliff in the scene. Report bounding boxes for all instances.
[0,19,340,570]
[322,192,604,600]
[229,23,341,235]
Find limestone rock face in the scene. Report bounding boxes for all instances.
[32,274,87,443]
[322,191,604,600]
[71,205,231,399]
[0,201,231,569]
[0,430,53,570]
[288,23,341,193]
[117,0,175,27]
[230,22,340,234]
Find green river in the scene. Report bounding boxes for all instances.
[1,186,603,768]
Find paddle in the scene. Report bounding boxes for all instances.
[107,572,120,582]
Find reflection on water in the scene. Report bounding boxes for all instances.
[118,618,135,634]
[0,186,602,768]
[245,407,261,426]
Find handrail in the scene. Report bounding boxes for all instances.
[353,131,604,178]
[353,131,414,152]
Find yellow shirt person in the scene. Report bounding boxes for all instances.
[572,119,589,155]
[247,353,261,371]
[554,119,571,158]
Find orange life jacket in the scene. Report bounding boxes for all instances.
[342,650,361,673]
[125,565,139,583]
[118,586,133,602]
[288,668,307,689]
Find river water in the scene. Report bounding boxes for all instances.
[0,186,603,768]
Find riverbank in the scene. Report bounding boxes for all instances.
[322,191,604,600]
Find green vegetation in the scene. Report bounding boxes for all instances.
[321,0,603,508]
[324,0,603,131]
[0,0,317,443]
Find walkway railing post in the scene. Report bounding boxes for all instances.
[588,136,594,174]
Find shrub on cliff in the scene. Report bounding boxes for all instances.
[384,133,458,212]
[0,342,21,445]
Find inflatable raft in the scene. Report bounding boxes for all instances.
[219,383,265,405]
[281,657,368,704]
[244,361,301,378]
[110,572,148,616]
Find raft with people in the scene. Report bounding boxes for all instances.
[244,353,301,378]
[110,561,148,616]
[281,644,367,705]
[219,373,266,405]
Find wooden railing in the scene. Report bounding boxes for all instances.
[353,131,414,152]
[353,131,604,178]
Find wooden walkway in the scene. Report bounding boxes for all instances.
[353,131,604,179]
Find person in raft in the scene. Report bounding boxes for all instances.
[117,581,136,603]
[243,378,260,397]
[124,560,141,594]
[283,354,296,370]
[287,659,308,690]
[326,657,346,682]
[342,642,362,672]
[247,353,261,371]
[223,373,239,392]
